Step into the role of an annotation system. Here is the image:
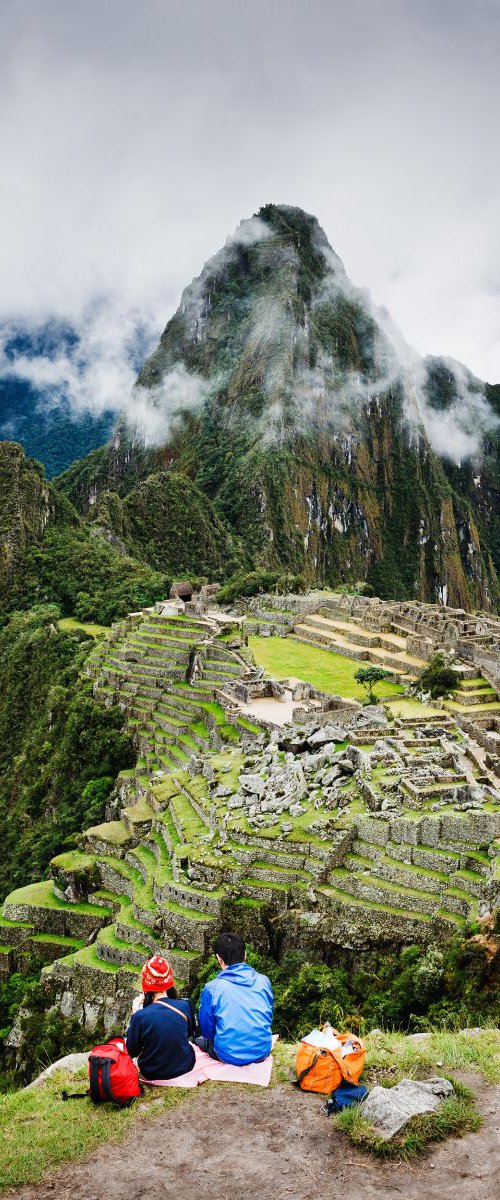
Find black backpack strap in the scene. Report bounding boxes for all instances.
[99,1058,114,1102]
[61,1089,89,1101]
[89,1055,114,1103]
[89,1055,102,1103]
[184,998,199,1037]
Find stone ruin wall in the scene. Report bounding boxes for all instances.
[244,590,500,672]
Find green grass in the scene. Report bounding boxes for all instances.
[72,943,141,975]
[249,637,404,700]
[4,880,111,917]
[0,1066,188,1189]
[84,820,130,847]
[364,1028,500,1085]
[154,805,182,848]
[122,799,154,824]
[169,793,210,843]
[50,851,97,874]
[30,933,84,948]
[58,616,109,638]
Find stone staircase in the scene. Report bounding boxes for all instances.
[444,676,500,717]
[292,611,427,679]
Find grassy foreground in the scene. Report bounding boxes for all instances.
[249,637,404,701]
[275,1028,499,1160]
[1,1030,497,1188]
[0,1066,188,1190]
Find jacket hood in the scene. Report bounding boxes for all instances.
[220,962,257,987]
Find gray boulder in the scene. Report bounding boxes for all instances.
[321,765,342,787]
[25,1053,89,1090]
[360,1077,453,1139]
[239,773,266,796]
[308,725,345,746]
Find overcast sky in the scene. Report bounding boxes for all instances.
[1,0,499,390]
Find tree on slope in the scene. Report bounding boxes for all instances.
[355,665,393,704]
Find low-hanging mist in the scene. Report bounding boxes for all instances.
[128,208,500,462]
[1,205,499,467]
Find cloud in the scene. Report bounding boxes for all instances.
[416,359,500,463]
[243,228,500,460]
[130,365,214,445]
[0,0,498,388]
[0,298,216,446]
[0,298,158,419]
[0,214,275,445]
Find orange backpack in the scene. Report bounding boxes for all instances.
[294,1028,365,1094]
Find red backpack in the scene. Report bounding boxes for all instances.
[88,1037,141,1105]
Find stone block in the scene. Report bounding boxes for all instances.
[418,817,442,847]
[390,818,420,846]
[360,1077,453,1139]
[356,817,389,846]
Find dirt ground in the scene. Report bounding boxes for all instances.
[10,1073,500,1200]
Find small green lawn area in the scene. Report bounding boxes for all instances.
[249,637,403,701]
[58,617,109,638]
[4,880,111,917]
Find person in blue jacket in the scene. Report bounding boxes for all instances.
[198,931,273,1065]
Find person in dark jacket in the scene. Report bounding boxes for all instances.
[126,955,198,1080]
[198,932,273,1065]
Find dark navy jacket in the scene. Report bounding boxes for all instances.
[126,998,196,1080]
[199,962,273,1065]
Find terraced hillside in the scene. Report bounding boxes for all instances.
[2,599,500,1036]
[293,612,428,680]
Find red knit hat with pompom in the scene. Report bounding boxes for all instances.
[141,955,174,993]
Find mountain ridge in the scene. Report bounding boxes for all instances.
[56,204,500,609]
[1,204,499,613]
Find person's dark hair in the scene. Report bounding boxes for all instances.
[215,931,245,966]
[143,985,178,1007]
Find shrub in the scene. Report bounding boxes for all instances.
[414,652,459,699]
[192,940,500,1040]
[0,609,134,897]
[217,570,307,606]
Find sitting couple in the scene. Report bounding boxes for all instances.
[126,931,273,1082]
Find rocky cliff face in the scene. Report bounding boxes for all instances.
[58,205,500,609]
[0,441,238,619]
[0,442,59,604]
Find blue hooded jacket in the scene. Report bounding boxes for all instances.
[198,961,273,1065]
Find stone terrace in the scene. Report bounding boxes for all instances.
[2,597,500,1031]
